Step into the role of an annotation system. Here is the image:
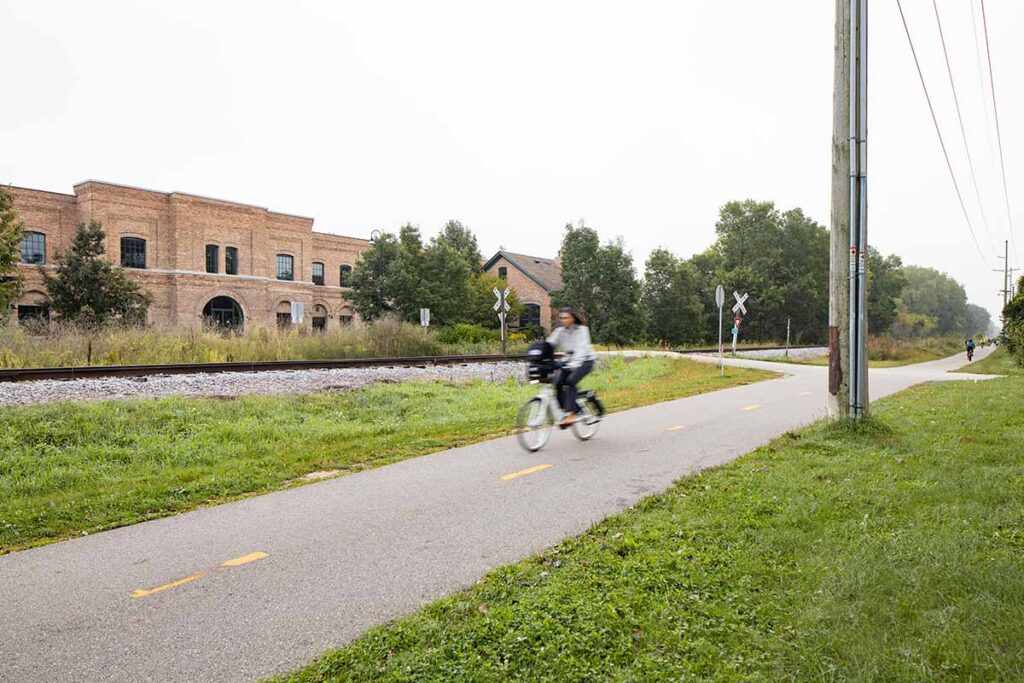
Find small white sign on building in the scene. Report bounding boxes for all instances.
[290,301,305,324]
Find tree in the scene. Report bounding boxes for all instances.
[642,248,703,345]
[43,221,151,325]
[464,272,523,328]
[963,303,992,337]
[901,266,969,335]
[0,186,25,313]
[554,223,643,345]
[433,220,482,273]
[348,231,401,321]
[418,241,472,326]
[866,247,905,334]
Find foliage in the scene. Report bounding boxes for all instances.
[42,221,150,326]
[0,357,772,552]
[1001,276,1024,363]
[433,219,483,273]
[434,323,499,344]
[0,316,527,368]
[900,265,972,335]
[964,303,993,338]
[866,247,905,334]
[688,201,830,344]
[641,248,703,345]
[463,272,522,329]
[277,376,1024,682]
[554,223,644,345]
[0,186,25,312]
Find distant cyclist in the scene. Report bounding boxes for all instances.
[547,307,596,428]
[965,338,975,361]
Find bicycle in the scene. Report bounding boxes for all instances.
[515,364,605,452]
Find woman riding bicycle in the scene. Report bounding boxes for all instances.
[547,307,596,428]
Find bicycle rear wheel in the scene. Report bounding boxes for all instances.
[516,397,553,452]
[571,397,601,441]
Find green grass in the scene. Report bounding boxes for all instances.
[745,336,966,369]
[960,347,1023,376]
[274,375,1024,682]
[0,356,772,553]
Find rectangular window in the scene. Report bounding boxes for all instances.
[225,247,238,275]
[120,237,147,269]
[340,264,352,286]
[276,312,292,328]
[20,231,46,264]
[276,254,294,281]
[498,266,507,280]
[205,244,219,274]
[312,262,325,286]
[312,316,327,332]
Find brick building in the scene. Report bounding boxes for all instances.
[9,181,369,330]
[481,250,562,332]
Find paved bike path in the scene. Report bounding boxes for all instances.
[0,349,997,682]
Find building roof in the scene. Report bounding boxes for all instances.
[482,250,562,293]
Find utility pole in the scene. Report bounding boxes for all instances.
[996,240,1010,309]
[786,317,791,357]
[829,0,868,419]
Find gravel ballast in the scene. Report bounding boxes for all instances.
[3,362,525,407]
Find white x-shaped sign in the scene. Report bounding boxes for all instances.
[731,291,748,315]
[492,287,511,312]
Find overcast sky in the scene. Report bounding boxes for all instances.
[2,0,1020,321]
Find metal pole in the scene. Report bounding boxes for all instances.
[718,304,724,375]
[786,317,791,357]
[856,0,869,416]
[1004,240,1009,309]
[847,0,860,418]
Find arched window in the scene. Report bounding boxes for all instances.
[205,244,219,273]
[276,254,294,281]
[225,246,239,275]
[312,261,325,286]
[521,303,541,328]
[340,264,352,286]
[20,231,46,264]
[120,237,147,269]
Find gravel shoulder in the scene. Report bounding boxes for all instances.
[2,362,524,407]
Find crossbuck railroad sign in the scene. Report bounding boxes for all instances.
[493,287,511,319]
[731,291,748,316]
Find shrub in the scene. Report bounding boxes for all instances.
[435,323,500,345]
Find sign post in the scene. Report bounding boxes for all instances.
[715,285,725,374]
[731,291,748,355]
[493,287,511,354]
[419,308,430,327]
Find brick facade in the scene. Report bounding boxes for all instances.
[481,251,562,333]
[9,181,369,329]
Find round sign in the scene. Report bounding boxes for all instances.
[715,285,725,309]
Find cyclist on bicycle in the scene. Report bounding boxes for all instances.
[966,338,975,361]
[547,307,596,428]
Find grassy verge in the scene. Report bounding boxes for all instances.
[960,347,1023,376]
[744,336,966,368]
[0,356,773,553]
[274,375,1024,682]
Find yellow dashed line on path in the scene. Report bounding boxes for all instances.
[130,571,205,599]
[500,464,553,481]
[221,551,268,568]
[797,391,813,396]
[743,404,763,411]
[666,425,686,432]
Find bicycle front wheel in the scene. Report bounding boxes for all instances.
[516,397,553,452]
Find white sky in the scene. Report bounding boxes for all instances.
[2,0,1021,321]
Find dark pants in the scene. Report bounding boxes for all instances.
[555,360,594,414]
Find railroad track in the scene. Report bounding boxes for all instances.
[0,345,824,383]
[0,354,525,383]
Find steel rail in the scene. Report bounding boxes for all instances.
[0,345,824,383]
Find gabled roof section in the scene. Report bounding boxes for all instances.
[482,250,562,294]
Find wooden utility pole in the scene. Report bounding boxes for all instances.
[829,0,852,418]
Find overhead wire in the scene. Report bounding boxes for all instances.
[931,0,995,252]
[979,0,1020,267]
[894,0,989,268]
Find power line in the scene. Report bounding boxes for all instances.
[895,0,989,268]
[931,0,995,251]
[969,0,998,191]
[980,0,1020,267]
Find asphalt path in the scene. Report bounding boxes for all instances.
[0,348,999,682]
